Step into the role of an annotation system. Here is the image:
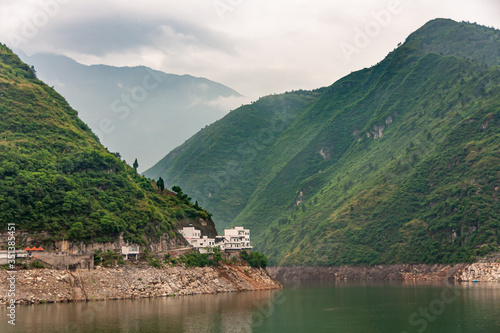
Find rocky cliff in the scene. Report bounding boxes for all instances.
[268,263,500,282]
[0,264,281,305]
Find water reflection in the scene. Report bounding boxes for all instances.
[1,290,279,333]
[1,282,499,333]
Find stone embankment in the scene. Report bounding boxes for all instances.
[268,263,500,282]
[0,264,281,305]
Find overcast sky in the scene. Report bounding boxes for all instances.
[1,0,499,101]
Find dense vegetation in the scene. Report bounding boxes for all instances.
[0,44,212,246]
[145,19,500,266]
[167,248,223,268]
[240,251,268,268]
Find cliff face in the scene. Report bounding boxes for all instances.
[268,263,500,282]
[0,264,281,305]
[176,217,218,238]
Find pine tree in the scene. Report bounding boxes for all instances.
[133,158,138,173]
[157,177,165,194]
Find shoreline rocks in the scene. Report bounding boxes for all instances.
[0,264,281,305]
[3,262,498,306]
[267,262,500,282]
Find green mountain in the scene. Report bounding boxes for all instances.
[145,19,500,266]
[0,44,214,246]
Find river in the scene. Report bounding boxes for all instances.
[2,280,499,332]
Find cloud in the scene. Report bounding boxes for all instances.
[204,95,252,112]
[1,0,498,99]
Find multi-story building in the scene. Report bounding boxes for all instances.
[223,227,252,250]
[179,226,252,253]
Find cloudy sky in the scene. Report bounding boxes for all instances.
[1,0,499,101]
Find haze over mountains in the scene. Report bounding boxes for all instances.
[16,51,243,171]
[145,19,500,265]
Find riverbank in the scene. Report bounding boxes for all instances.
[267,262,500,282]
[0,263,281,305]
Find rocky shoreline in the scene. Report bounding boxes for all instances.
[0,264,281,305]
[267,262,500,282]
[3,262,498,306]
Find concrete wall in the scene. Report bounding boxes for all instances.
[223,249,251,260]
[35,252,94,270]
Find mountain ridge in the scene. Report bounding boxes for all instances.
[145,19,500,265]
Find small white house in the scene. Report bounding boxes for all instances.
[121,245,140,260]
[179,227,201,240]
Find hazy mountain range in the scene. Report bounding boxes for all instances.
[16,51,243,171]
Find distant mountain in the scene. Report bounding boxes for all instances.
[16,52,243,171]
[145,19,500,266]
[0,44,215,244]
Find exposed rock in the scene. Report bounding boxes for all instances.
[268,263,500,282]
[0,264,280,305]
[455,263,500,282]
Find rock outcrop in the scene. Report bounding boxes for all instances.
[268,263,500,282]
[0,264,281,305]
[455,263,500,282]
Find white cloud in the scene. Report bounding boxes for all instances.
[205,95,253,113]
[1,0,498,98]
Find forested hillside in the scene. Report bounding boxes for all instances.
[0,44,212,246]
[145,19,500,265]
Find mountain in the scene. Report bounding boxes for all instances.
[0,44,215,245]
[145,19,500,266]
[16,52,243,171]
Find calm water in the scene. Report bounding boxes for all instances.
[2,280,499,333]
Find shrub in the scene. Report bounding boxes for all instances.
[177,250,222,268]
[240,251,268,268]
[148,258,162,268]
[94,249,124,267]
[30,260,45,269]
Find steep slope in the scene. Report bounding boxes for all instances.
[145,19,500,265]
[17,52,242,171]
[0,44,215,245]
[145,90,322,228]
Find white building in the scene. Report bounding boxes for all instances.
[179,227,201,240]
[121,245,140,260]
[223,227,252,250]
[180,227,216,253]
[179,226,252,253]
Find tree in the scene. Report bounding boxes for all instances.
[157,177,165,194]
[29,65,37,79]
[172,186,183,195]
[172,185,191,202]
[133,158,138,173]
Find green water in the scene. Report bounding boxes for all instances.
[2,281,499,332]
